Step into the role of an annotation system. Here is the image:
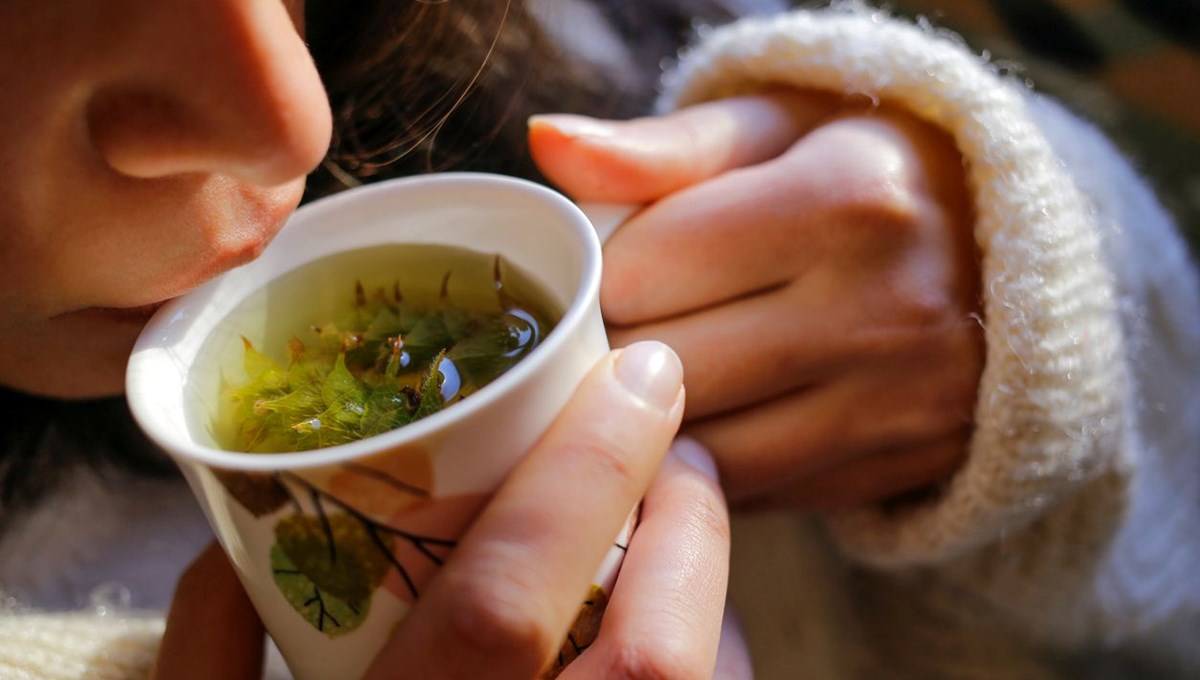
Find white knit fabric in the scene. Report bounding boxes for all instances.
[660,5,1200,675]
[0,612,162,680]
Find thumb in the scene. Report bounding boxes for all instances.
[528,89,842,203]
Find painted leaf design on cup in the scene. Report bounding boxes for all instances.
[324,447,433,518]
[380,493,489,604]
[266,469,469,636]
[271,544,369,637]
[542,585,610,679]
[274,513,393,603]
[212,469,290,517]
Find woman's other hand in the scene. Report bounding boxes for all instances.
[530,91,984,511]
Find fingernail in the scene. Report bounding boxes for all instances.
[529,114,616,140]
[614,341,682,412]
[670,436,719,481]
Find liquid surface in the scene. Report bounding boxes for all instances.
[204,244,561,453]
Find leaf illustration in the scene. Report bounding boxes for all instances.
[213,469,290,517]
[275,513,393,602]
[542,585,609,679]
[271,544,369,637]
[380,493,487,604]
[326,449,432,518]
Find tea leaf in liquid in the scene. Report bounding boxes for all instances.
[211,245,560,453]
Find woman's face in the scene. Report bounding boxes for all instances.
[0,0,331,398]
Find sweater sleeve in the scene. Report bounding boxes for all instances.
[0,611,163,680]
[657,5,1200,573]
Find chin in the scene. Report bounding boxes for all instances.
[0,311,144,400]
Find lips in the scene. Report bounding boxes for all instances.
[79,300,169,324]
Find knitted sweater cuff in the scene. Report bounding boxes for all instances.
[0,611,164,680]
[658,7,1130,566]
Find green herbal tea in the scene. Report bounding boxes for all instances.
[206,244,561,453]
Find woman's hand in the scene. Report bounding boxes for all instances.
[530,90,984,511]
[154,342,747,679]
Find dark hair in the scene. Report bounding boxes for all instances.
[0,0,748,526]
[303,0,612,199]
[302,0,747,198]
[0,390,176,534]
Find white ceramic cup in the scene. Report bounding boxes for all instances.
[126,173,631,680]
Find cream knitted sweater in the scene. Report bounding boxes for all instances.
[3,7,1198,679]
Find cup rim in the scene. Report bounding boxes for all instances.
[126,172,602,472]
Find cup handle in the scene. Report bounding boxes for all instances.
[577,202,640,246]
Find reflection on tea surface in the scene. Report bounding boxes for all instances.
[205,244,561,453]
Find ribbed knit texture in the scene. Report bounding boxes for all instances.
[0,612,162,680]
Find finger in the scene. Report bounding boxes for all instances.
[152,543,265,680]
[612,279,981,424]
[599,105,974,326]
[685,361,974,502]
[529,89,843,203]
[608,283,833,420]
[774,431,969,512]
[563,438,730,679]
[368,341,685,680]
[598,151,835,325]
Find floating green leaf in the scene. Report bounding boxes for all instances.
[360,380,414,439]
[415,351,447,420]
[220,261,557,453]
[241,336,287,388]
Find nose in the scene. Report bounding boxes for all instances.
[86,0,332,187]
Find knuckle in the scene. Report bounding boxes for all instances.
[568,434,644,492]
[803,123,923,238]
[599,260,644,326]
[895,286,960,329]
[874,262,979,331]
[675,481,731,546]
[838,179,922,244]
[439,572,556,671]
[603,638,707,680]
